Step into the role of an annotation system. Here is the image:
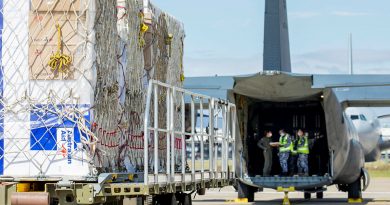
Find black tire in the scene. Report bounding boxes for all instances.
[304,192,311,200]
[183,194,192,205]
[135,197,145,205]
[152,195,159,205]
[197,188,206,195]
[348,178,362,199]
[177,193,192,205]
[237,181,255,202]
[153,194,177,205]
[166,194,178,205]
[316,192,324,199]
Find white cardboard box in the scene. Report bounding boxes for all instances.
[0,0,94,179]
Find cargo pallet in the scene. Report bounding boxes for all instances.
[0,80,237,205]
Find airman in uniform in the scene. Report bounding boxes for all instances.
[275,129,292,176]
[289,133,298,176]
[258,131,273,176]
[297,129,310,176]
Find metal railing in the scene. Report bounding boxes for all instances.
[143,80,236,186]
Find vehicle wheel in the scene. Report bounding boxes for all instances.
[304,192,311,200]
[348,178,362,199]
[177,193,192,205]
[237,181,255,202]
[316,192,324,199]
[166,194,178,205]
[153,194,177,205]
[183,194,192,205]
[197,188,206,195]
[152,195,160,205]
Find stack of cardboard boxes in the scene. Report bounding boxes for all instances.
[29,0,87,80]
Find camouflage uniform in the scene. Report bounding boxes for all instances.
[297,153,309,174]
[279,152,290,174]
[278,134,292,175]
[297,136,310,175]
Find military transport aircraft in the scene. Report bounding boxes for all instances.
[184,0,390,202]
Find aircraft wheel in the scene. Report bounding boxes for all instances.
[304,192,311,200]
[316,192,324,199]
[237,181,255,202]
[348,178,362,199]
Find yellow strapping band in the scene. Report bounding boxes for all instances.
[48,24,72,73]
[165,33,174,57]
[138,12,149,48]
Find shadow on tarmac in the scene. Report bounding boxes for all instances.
[193,198,376,205]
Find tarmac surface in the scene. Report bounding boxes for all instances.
[192,178,390,205]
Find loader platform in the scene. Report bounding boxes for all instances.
[246,175,332,190]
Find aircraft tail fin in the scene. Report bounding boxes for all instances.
[263,0,291,72]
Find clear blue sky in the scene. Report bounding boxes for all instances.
[152,0,390,76]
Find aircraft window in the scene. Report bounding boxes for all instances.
[350,115,359,120]
[360,115,367,121]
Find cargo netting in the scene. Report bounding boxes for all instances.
[0,0,185,178]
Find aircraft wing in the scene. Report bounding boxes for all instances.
[184,76,235,100]
[314,75,390,153]
[185,73,390,107]
[312,74,390,89]
[313,74,390,108]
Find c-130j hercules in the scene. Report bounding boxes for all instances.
[184,0,390,202]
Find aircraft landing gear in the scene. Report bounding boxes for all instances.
[316,191,324,199]
[303,187,326,200]
[348,178,362,203]
[304,192,311,200]
[237,181,255,202]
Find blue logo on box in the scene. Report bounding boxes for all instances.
[30,104,90,157]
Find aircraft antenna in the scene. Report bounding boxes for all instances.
[349,33,354,75]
